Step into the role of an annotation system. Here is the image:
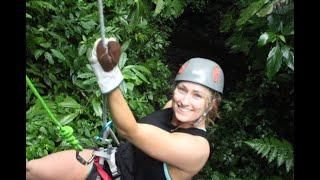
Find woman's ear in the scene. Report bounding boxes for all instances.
[210,99,218,110]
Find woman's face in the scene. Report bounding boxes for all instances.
[172,81,212,123]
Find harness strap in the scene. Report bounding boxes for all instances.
[94,157,112,180]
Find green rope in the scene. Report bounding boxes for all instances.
[26,75,83,151]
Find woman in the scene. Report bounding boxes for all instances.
[26,38,224,180]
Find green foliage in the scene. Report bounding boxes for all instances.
[245,137,294,172]
[220,0,294,79]
[26,0,179,159]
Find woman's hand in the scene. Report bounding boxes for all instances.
[89,38,123,94]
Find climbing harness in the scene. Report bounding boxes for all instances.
[26,75,83,151]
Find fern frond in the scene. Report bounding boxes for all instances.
[245,137,293,172]
[26,0,57,12]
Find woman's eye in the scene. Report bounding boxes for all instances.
[177,86,186,93]
[194,94,203,98]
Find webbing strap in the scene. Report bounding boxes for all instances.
[94,157,112,180]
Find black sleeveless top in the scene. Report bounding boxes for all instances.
[115,108,208,180]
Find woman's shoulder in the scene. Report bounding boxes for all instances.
[139,108,173,123]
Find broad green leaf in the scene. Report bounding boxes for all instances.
[256,2,274,17]
[287,51,294,71]
[281,45,290,59]
[78,44,87,56]
[266,44,282,78]
[278,35,286,43]
[132,68,149,83]
[58,97,81,109]
[82,77,97,85]
[77,72,94,79]
[80,20,96,30]
[277,152,284,167]
[40,42,51,49]
[44,52,54,64]
[134,65,152,75]
[50,49,66,61]
[261,145,271,158]
[92,99,102,118]
[121,40,131,52]
[236,0,269,27]
[26,13,32,19]
[119,52,127,69]
[48,73,58,83]
[286,158,293,172]
[258,32,276,47]
[39,126,47,135]
[268,147,277,163]
[126,82,134,92]
[153,0,165,16]
[34,49,44,60]
[281,46,294,71]
[60,112,79,125]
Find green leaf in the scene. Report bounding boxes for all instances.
[77,72,94,79]
[119,52,127,69]
[268,147,277,163]
[256,2,274,17]
[266,44,282,78]
[287,51,294,71]
[40,42,51,49]
[50,49,66,61]
[26,13,32,19]
[153,0,165,16]
[258,32,276,47]
[58,96,81,109]
[134,65,152,75]
[236,0,269,27]
[126,82,134,92]
[82,77,97,85]
[281,46,294,71]
[44,52,54,64]
[78,44,87,56]
[286,158,293,172]
[60,112,79,125]
[278,35,286,43]
[34,49,44,60]
[277,152,284,167]
[92,99,102,118]
[121,40,131,52]
[132,68,149,84]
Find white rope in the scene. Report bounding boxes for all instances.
[97,0,106,46]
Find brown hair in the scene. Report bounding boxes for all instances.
[205,90,222,126]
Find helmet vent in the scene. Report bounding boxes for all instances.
[212,65,220,83]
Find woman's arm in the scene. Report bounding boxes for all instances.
[107,88,210,174]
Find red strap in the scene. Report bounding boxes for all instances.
[93,157,112,180]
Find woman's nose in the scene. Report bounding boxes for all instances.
[180,93,191,106]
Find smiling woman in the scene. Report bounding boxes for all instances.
[26,38,225,180]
